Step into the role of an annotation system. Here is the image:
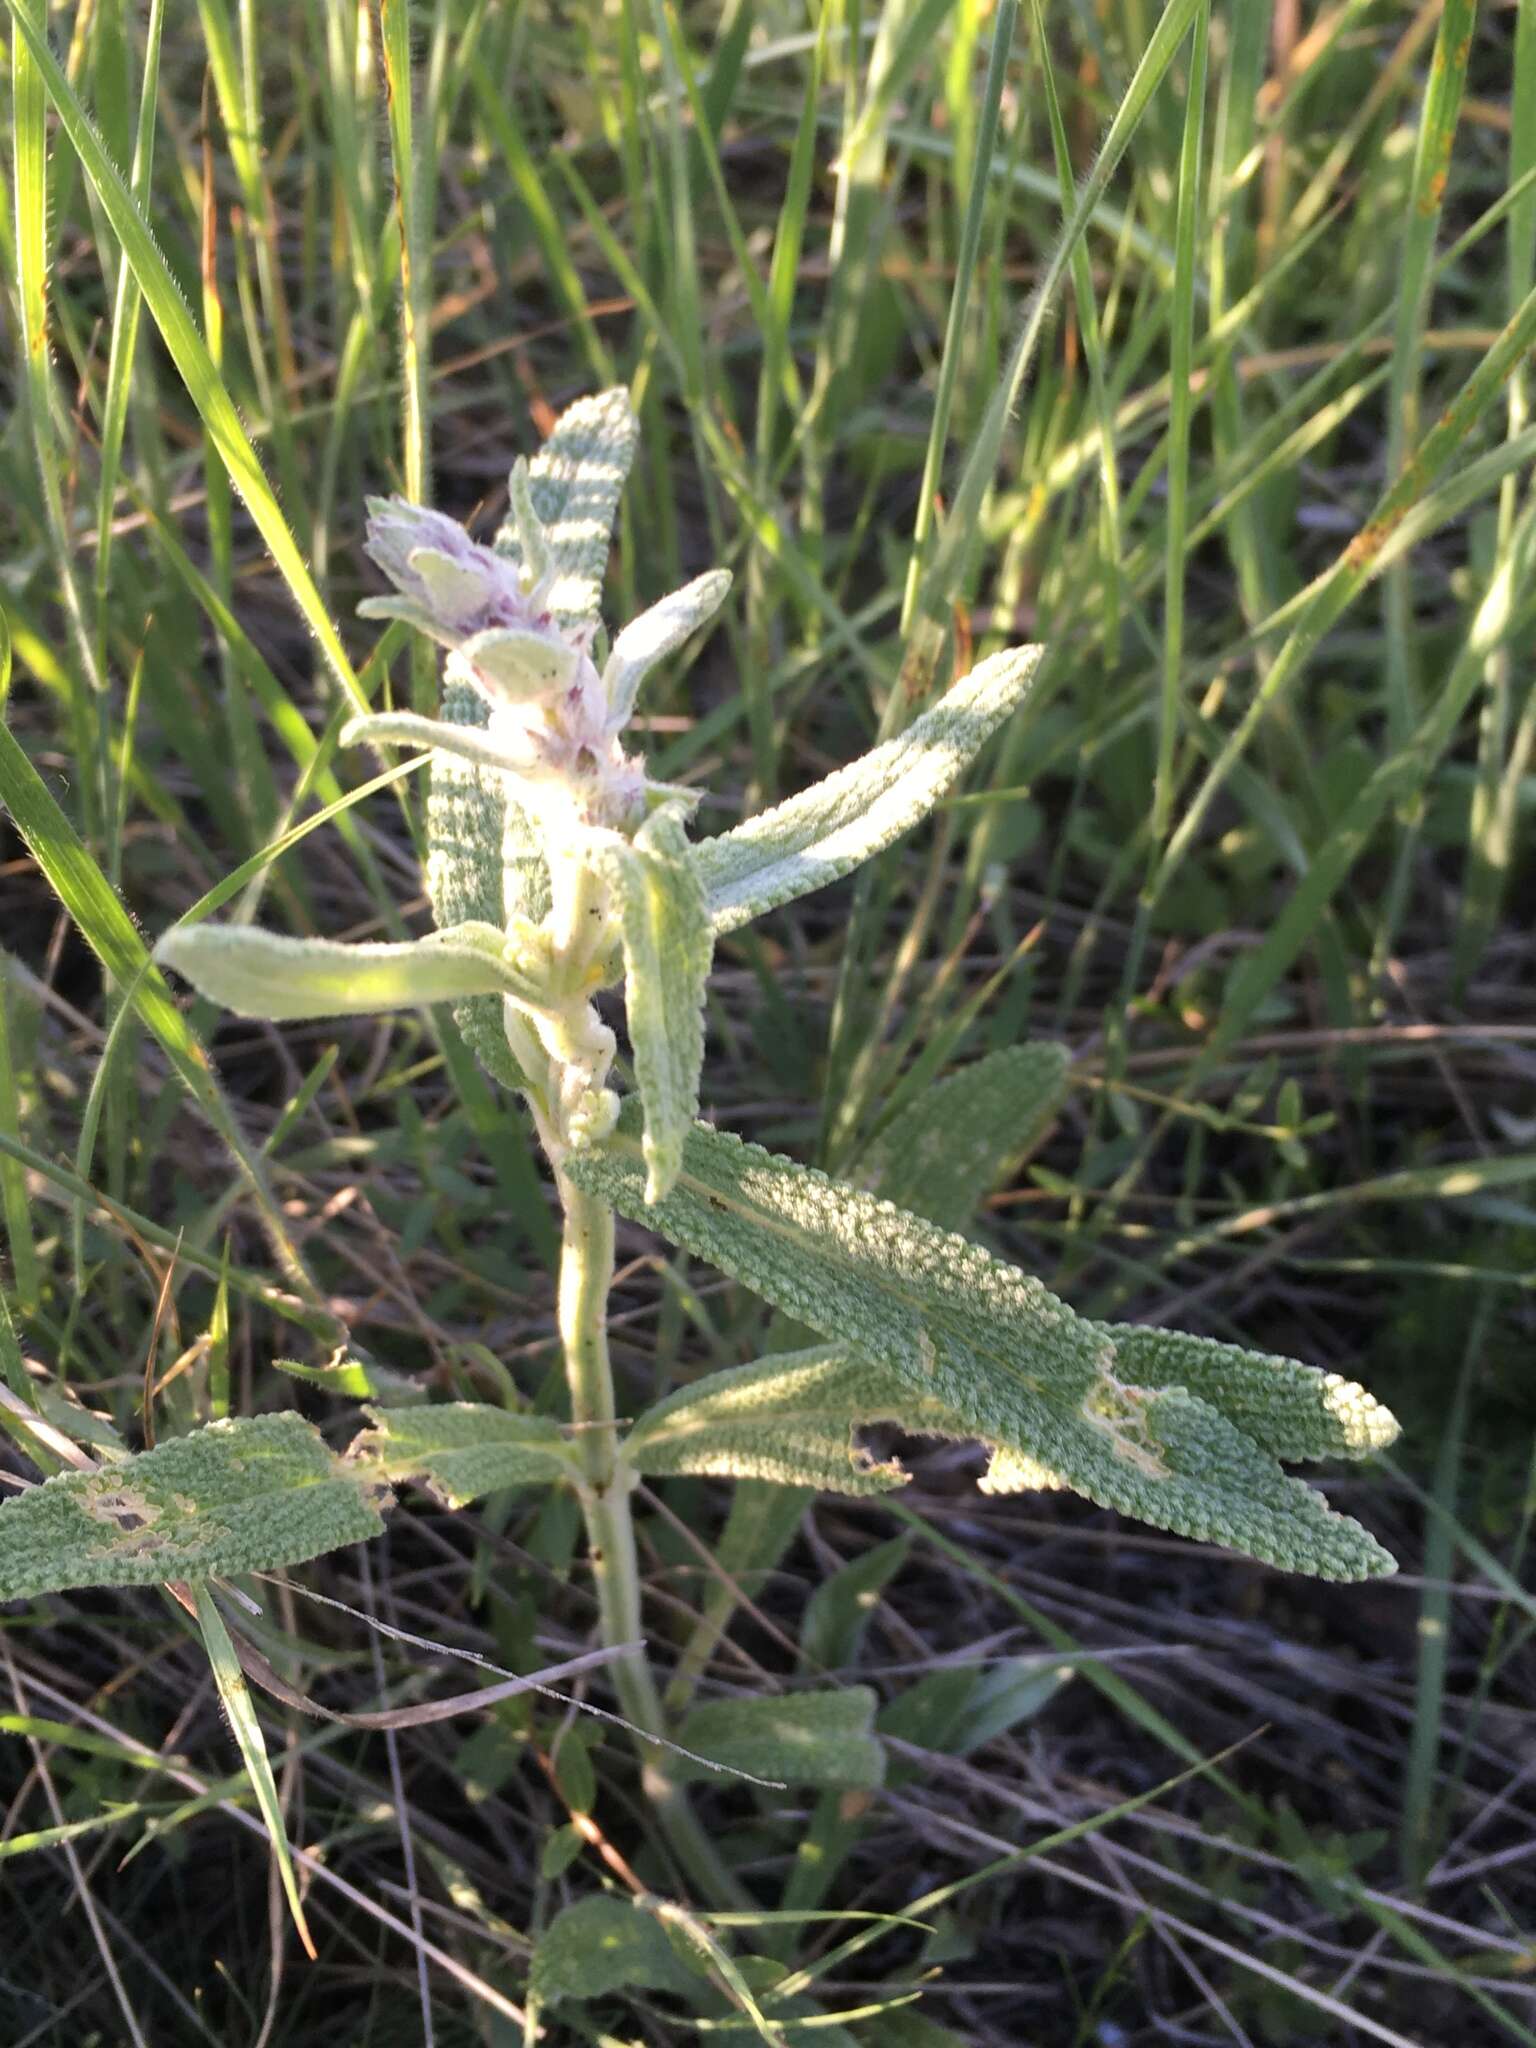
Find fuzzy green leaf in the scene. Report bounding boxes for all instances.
[1097,1325,1400,1463]
[692,645,1043,935]
[603,568,732,727]
[498,386,640,630]
[673,1687,884,1788]
[423,676,548,1090]
[355,1402,573,1509]
[155,921,543,1022]
[0,1414,385,1599]
[598,808,714,1202]
[530,1896,696,2008]
[566,1113,1397,1580]
[857,1041,1070,1231]
[626,1346,911,1495]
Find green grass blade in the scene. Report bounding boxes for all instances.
[189,1584,317,1961]
[1151,0,1209,847]
[3,0,365,716]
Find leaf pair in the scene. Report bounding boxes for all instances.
[563,1110,1399,1581]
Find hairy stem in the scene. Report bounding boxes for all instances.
[555,1169,746,1907]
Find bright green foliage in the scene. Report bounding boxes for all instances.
[598,806,714,1202]
[0,1414,384,1599]
[355,1402,574,1508]
[672,1686,884,1788]
[529,1895,697,2007]
[857,1042,1070,1231]
[627,1346,911,1494]
[691,645,1044,935]
[155,921,544,1021]
[566,1111,1397,1580]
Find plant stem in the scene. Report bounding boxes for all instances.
[555,1169,747,1907]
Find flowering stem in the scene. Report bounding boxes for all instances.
[555,1168,746,1907]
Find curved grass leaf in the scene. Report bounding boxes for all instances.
[3,0,364,714]
[599,808,714,1201]
[693,645,1043,935]
[190,1581,316,1959]
[354,1402,573,1509]
[0,1413,385,1599]
[567,1112,1397,1580]
[155,921,546,1021]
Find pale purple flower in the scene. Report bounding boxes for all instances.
[359,496,552,650]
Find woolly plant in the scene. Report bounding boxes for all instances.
[1,389,1399,1915]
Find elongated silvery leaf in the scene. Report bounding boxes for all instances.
[356,1402,573,1509]
[856,1041,1070,1232]
[497,387,640,630]
[596,808,713,1202]
[566,1112,1398,1580]
[603,568,732,728]
[156,920,544,1021]
[1097,1326,1400,1463]
[345,709,530,777]
[424,676,549,1090]
[626,1346,911,1494]
[0,1413,385,1598]
[693,644,1044,935]
[673,1686,884,1788]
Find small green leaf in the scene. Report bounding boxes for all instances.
[272,1355,425,1407]
[539,1820,586,1882]
[802,1535,910,1672]
[530,1894,695,2007]
[693,645,1043,935]
[155,921,543,1022]
[567,1112,1398,1581]
[673,1687,884,1788]
[626,1346,911,1495]
[858,1041,1070,1231]
[355,1402,573,1508]
[0,1413,385,1599]
[598,808,713,1202]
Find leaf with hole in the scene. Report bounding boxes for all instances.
[355,1403,574,1509]
[567,1111,1398,1580]
[0,1413,385,1599]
